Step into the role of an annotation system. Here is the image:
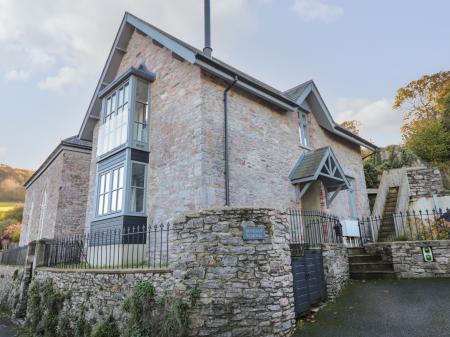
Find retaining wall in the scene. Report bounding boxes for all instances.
[365,240,450,278]
[2,208,297,337]
[0,265,24,312]
[322,244,349,299]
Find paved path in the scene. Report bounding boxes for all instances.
[295,279,450,337]
[0,320,16,337]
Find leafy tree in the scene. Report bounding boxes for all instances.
[394,71,450,137]
[340,120,360,135]
[404,119,450,164]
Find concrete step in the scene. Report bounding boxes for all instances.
[350,262,394,272]
[348,254,383,263]
[350,271,397,280]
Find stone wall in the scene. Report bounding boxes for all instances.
[54,151,91,237]
[170,208,296,337]
[18,208,296,337]
[407,168,446,204]
[0,265,24,312]
[366,241,450,278]
[321,244,349,299]
[20,148,91,246]
[84,29,371,226]
[34,269,175,323]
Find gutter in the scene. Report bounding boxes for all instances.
[224,76,238,206]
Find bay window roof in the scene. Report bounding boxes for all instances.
[98,65,156,99]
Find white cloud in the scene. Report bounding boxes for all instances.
[334,97,402,146]
[292,0,343,23]
[38,66,82,91]
[0,0,270,91]
[4,69,29,81]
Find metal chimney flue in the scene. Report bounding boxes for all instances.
[203,0,212,58]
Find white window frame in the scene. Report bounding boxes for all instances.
[298,111,310,147]
[96,165,125,217]
[127,161,148,214]
[97,81,130,157]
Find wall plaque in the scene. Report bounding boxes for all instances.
[243,225,266,241]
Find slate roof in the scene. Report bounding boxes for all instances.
[289,147,329,182]
[283,80,313,101]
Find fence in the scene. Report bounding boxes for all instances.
[44,223,170,269]
[358,208,449,243]
[287,209,342,253]
[0,245,28,266]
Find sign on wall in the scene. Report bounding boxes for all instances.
[422,247,434,262]
[243,225,266,241]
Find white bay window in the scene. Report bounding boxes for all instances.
[94,66,153,222]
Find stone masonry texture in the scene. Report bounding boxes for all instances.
[406,168,445,202]
[17,208,296,337]
[365,241,450,278]
[20,149,91,245]
[170,208,296,337]
[85,29,371,227]
[0,265,24,313]
[321,244,349,299]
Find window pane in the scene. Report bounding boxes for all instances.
[113,169,119,189]
[98,195,104,215]
[111,94,116,112]
[131,188,144,212]
[111,190,117,212]
[136,80,149,102]
[118,87,124,107]
[131,163,145,188]
[105,173,111,192]
[124,83,129,103]
[100,175,106,193]
[118,167,124,188]
[117,189,123,211]
[103,192,110,214]
[106,97,111,116]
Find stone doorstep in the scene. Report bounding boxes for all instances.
[36,267,172,275]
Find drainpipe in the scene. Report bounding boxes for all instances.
[224,76,238,206]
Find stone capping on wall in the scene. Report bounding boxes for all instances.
[365,240,450,279]
[36,267,172,275]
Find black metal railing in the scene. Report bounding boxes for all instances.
[359,208,449,243]
[287,209,343,250]
[44,224,170,269]
[0,245,28,266]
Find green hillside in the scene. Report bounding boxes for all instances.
[0,164,33,202]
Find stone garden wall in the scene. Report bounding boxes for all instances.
[365,241,450,278]
[0,265,24,312]
[170,208,296,337]
[13,208,296,337]
[322,244,349,299]
[34,269,176,323]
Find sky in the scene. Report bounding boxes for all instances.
[0,0,449,170]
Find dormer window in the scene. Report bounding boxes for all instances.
[299,111,310,147]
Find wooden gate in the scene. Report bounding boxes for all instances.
[291,249,326,316]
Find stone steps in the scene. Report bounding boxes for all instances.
[348,247,396,280]
[350,270,397,280]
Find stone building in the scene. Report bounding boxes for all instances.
[21,12,377,243]
[19,136,91,245]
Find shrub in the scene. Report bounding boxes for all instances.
[91,315,120,337]
[123,281,195,337]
